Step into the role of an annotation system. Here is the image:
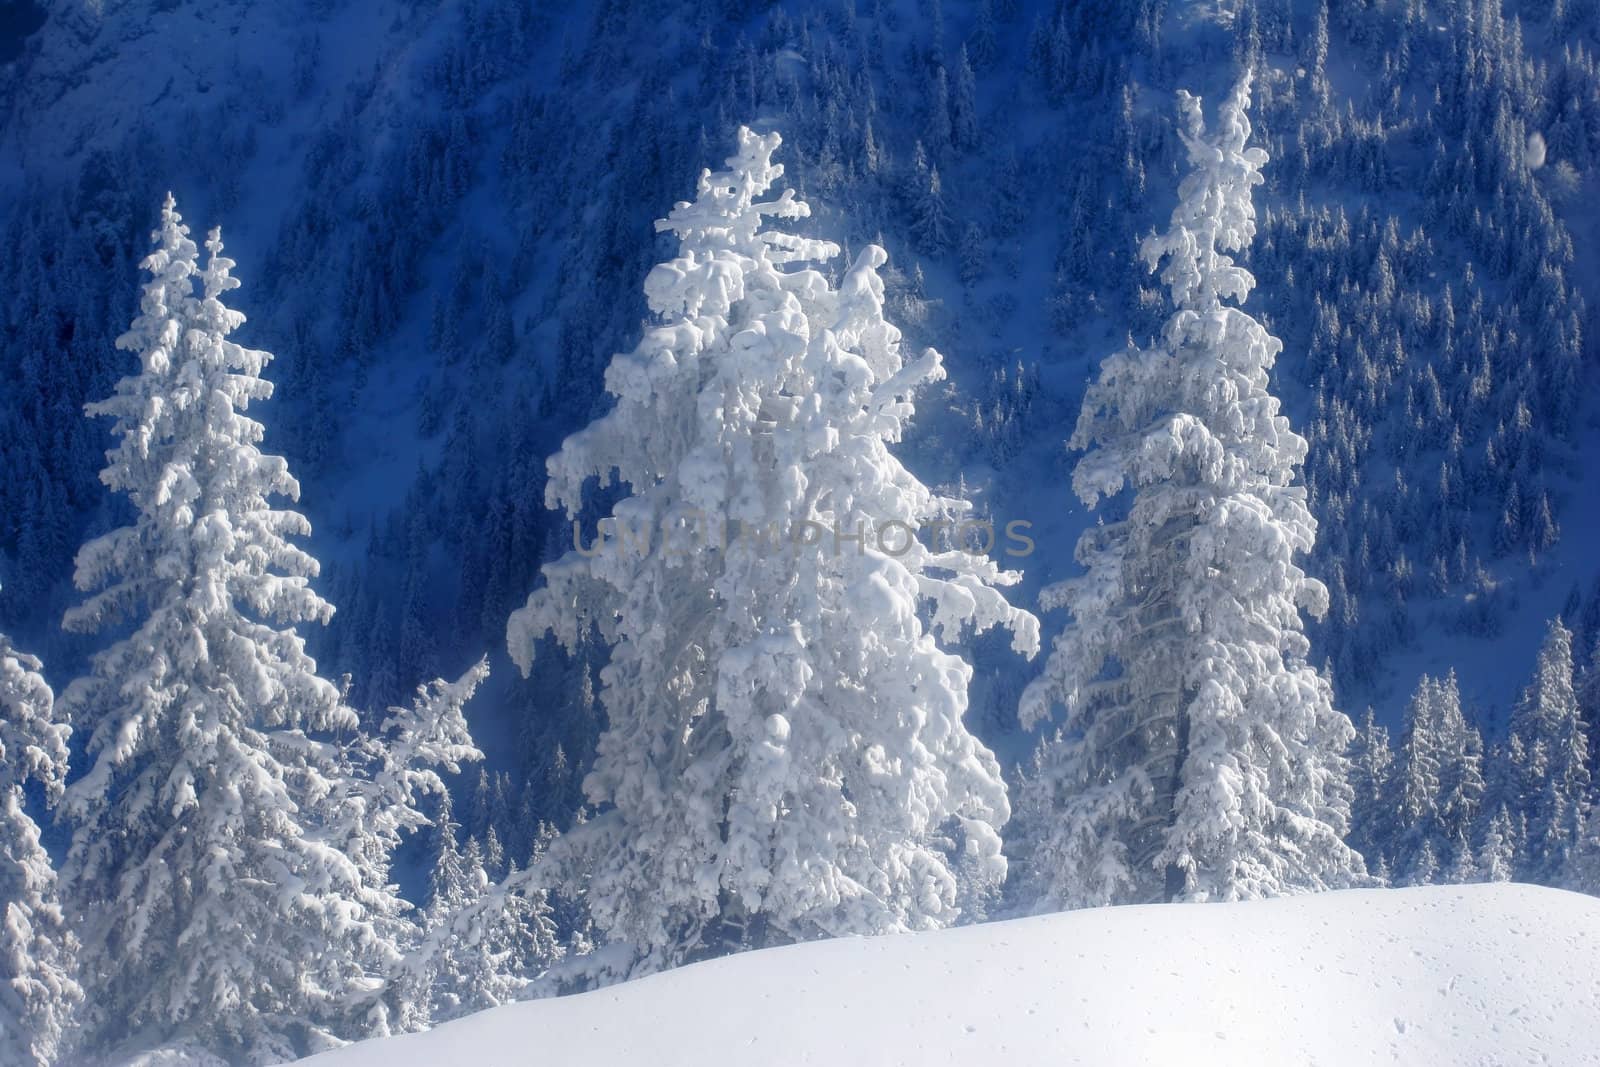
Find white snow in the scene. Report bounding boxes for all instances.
[303,883,1600,1067]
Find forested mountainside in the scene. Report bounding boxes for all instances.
[7,0,1596,840]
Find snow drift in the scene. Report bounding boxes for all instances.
[302,883,1600,1066]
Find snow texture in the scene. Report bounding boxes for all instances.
[302,883,1600,1067]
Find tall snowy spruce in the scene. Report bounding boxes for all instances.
[0,603,79,1066]
[508,128,1038,978]
[1015,76,1363,908]
[59,198,393,1062]
[1390,672,1483,884]
[1346,708,1395,880]
[1507,619,1589,880]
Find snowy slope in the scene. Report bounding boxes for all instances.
[302,884,1600,1067]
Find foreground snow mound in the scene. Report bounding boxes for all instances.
[304,884,1600,1067]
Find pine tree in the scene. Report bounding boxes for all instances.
[428,795,471,920]
[331,661,493,1035]
[507,128,1038,977]
[1393,676,1444,878]
[410,778,557,1025]
[1433,673,1485,853]
[951,46,979,151]
[58,198,389,1062]
[1510,619,1589,879]
[1479,805,1517,883]
[1346,707,1394,876]
[469,766,494,841]
[1446,830,1477,884]
[1015,76,1363,908]
[0,607,79,1066]
[925,64,952,150]
[1410,839,1439,886]
[958,222,988,286]
[412,848,557,1024]
[1391,673,1483,883]
[969,0,998,70]
[1581,634,1600,780]
[911,165,953,254]
[484,826,507,879]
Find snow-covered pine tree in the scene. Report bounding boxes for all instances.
[1390,672,1483,884]
[427,795,471,922]
[911,165,953,254]
[410,824,557,1025]
[1479,805,1517,884]
[1445,829,1477,884]
[1581,634,1600,766]
[508,127,1038,977]
[1346,707,1395,878]
[1480,730,1529,869]
[1392,675,1444,880]
[0,603,79,1067]
[467,767,494,841]
[1409,839,1440,887]
[1509,618,1589,880]
[331,660,495,1035]
[484,826,507,879]
[58,199,389,1063]
[1568,801,1600,895]
[1431,673,1485,858]
[1015,75,1363,908]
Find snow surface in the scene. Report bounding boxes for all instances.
[303,884,1600,1067]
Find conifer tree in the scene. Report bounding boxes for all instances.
[413,851,557,1024]
[331,661,493,1035]
[58,198,390,1062]
[408,772,558,1025]
[428,796,470,919]
[1393,677,1444,877]
[1479,805,1517,883]
[1509,619,1589,879]
[912,165,953,254]
[925,64,952,150]
[1445,830,1477,884]
[0,604,79,1067]
[1016,76,1363,908]
[1432,673,1486,854]
[951,46,979,150]
[1346,708,1395,877]
[1410,839,1439,887]
[508,128,1037,977]
[1391,672,1483,884]
[484,826,507,879]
